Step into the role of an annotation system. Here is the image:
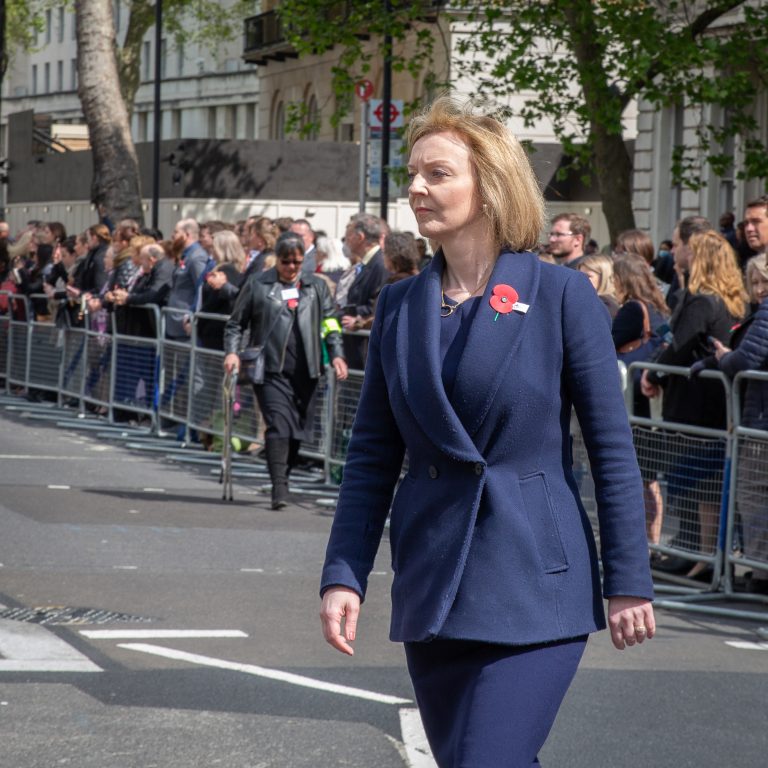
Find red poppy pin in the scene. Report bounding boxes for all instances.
[490,283,519,322]
[287,299,298,310]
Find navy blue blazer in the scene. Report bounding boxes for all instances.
[321,249,654,645]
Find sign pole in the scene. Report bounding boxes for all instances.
[358,100,368,213]
[355,79,374,214]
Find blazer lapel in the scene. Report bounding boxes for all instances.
[451,250,541,438]
[396,252,482,463]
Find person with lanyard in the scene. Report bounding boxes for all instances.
[319,97,654,767]
[224,232,348,509]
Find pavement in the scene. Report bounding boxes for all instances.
[0,393,767,767]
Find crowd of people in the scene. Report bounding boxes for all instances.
[1,199,767,564]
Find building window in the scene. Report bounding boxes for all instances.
[171,110,182,139]
[45,9,52,44]
[71,59,78,90]
[142,41,151,81]
[57,60,64,91]
[44,63,51,94]
[246,103,256,140]
[32,65,38,95]
[137,112,148,142]
[208,108,217,138]
[718,109,736,217]
[670,101,684,230]
[272,101,285,140]
[305,94,319,140]
[58,6,65,43]
[177,43,185,77]
[161,39,167,79]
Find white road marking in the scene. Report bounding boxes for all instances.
[112,566,138,570]
[725,640,768,651]
[399,708,437,767]
[240,568,265,573]
[81,629,247,640]
[119,643,412,705]
[47,484,71,490]
[0,619,101,672]
[142,488,166,493]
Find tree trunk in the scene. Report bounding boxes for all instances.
[590,129,636,245]
[117,0,154,120]
[563,1,635,244]
[75,0,143,223]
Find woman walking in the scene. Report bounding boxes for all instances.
[320,98,655,767]
[224,233,348,509]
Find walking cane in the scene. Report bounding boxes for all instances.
[220,367,237,501]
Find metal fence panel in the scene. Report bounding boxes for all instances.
[28,320,63,393]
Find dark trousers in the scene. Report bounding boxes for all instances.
[404,635,587,768]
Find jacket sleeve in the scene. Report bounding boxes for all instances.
[223,275,257,355]
[320,285,405,600]
[562,272,654,600]
[126,261,173,307]
[719,299,768,377]
[318,279,345,361]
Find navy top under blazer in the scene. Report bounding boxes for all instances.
[321,249,654,645]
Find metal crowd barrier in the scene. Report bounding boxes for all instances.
[1,299,767,620]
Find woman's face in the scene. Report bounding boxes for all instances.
[41,225,55,245]
[407,131,483,243]
[276,247,303,284]
[579,265,601,293]
[750,270,768,304]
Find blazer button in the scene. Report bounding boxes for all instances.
[474,463,484,476]
[428,465,439,479]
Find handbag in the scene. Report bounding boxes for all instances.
[616,301,651,354]
[237,299,285,386]
[238,345,266,385]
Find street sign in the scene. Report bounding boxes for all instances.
[369,99,404,130]
[355,79,374,102]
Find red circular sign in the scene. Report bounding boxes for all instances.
[373,102,400,125]
[355,79,374,102]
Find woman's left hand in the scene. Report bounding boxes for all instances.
[607,595,656,650]
[712,338,730,361]
[332,356,349,381]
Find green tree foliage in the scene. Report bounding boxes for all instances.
[116,0,258,117]
[278,0,768,240]
[277,0,445,135]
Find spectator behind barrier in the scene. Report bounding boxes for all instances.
[692,253,768,594]
[576,253,619,319]
[612,253,671,548]
[642,230,747,579]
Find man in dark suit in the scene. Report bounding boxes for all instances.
[339,213,390,369]
[290,219,317,277]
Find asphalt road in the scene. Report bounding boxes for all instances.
[0,394,767,768]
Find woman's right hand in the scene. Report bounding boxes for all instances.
[223,353,240,375]
[320,586,361,656]
[640,369,660,398]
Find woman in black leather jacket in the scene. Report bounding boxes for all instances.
[224,232,348,508]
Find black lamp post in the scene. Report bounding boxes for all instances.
[379,0,392,223]
[151,0,162,230]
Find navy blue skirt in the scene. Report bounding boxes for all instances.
[404,636,587,768]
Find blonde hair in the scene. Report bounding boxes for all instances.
[213,230,247,271]
[577,253,617,300]
[406,96,544,251]
[688,231,747,319]
[745,253,768,303]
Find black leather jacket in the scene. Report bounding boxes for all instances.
[224,269,344,378]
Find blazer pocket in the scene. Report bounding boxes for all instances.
[520,472,569,574]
